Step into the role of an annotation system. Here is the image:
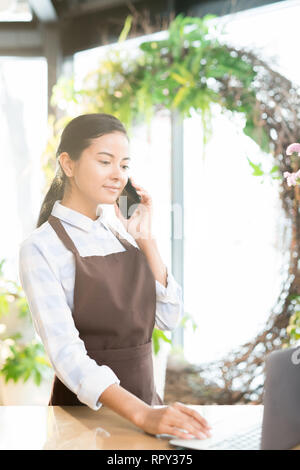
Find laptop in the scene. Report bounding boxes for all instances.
[166,345,300,450]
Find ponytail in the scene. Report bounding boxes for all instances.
[36,165,66,228]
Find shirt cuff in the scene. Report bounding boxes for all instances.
[155,266,182,305]
[77,365,120,410]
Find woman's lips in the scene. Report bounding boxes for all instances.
[103,186,119,193]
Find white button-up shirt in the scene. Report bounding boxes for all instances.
[18,200,183,411]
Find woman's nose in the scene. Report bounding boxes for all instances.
[111,166,124,179]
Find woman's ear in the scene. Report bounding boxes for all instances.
[59,152,74,178]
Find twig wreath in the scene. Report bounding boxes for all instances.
[44,13,300,404]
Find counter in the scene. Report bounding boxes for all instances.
[0,405,299,450]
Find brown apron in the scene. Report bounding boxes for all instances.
[47,214,164,407]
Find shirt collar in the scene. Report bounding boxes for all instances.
[51,200,109,232]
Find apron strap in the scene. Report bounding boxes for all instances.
[106,224,136,252]
[48,215,136,254]
[48,215,79,255]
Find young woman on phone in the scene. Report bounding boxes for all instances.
[19,113,211,440]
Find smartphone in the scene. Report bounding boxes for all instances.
[116,177,141,219]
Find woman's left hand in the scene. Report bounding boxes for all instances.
[114,178,153,242]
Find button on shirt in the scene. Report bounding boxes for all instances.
[18,200,184,411]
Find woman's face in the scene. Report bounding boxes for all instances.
[63,132,130,207]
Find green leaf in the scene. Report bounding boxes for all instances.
[270,165,279,174]
[172,86,190,108]
[152,329,160,355]
[202,14,218,22]
[0,341,52,385]
[23,369,31,383]
[170,72,190,85]
[33,369,42,386]
[180,312,198,332]
[152,328,172,355]
[0,258,6,277]
[0,295,9,317]
[118,15,133,43]
[244,120,270,154]
[246,157,264,176]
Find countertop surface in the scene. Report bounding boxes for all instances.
[0,404,299,450]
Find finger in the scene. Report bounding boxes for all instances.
[131,181,142,188]
[174,402,211,429]
[131,180,145,191]
[136,190,151,204]
[136,189,150,198]
[166,406,209,433]
[169,415,211,438]
[130,177,139,185]
[163,425,207,440]
[136,192,150,204]
[135,189,147,197]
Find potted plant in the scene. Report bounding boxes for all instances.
[0,340,53,405]
[0,258,54,405]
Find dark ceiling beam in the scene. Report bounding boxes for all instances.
[59,0,174,56]
[185,0,286,17]
[0,0,289,58]
[60,0,144,18]
[28,0,58,23]
[58,0,287,57]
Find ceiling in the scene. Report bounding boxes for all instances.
[0,0,287,57]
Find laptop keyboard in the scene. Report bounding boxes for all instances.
[206,423,262,450]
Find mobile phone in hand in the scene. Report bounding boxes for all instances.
[116,177,141,219]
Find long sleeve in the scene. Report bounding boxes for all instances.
[154,265,184,331]
[18,240,120,410]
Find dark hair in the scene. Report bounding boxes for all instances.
[36,113,128,228]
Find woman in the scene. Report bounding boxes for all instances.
[19,113,211,440]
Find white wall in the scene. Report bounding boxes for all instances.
[0,57,47,282]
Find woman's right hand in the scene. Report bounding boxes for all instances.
[136,402,212,439]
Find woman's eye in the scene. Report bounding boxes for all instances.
[99,161,129,170]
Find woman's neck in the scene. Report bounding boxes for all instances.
[60,197,99,221]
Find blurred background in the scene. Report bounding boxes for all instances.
[0,0,299,407]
